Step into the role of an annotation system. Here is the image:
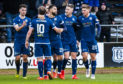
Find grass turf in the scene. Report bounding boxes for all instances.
[0,74,123,84]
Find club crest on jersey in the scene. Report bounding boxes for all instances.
[25,19,28,22]
[112,47,123,63]
[54,18,57,21]
[89,17,92,20]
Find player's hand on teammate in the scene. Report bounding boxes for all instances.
[25,41,29,49]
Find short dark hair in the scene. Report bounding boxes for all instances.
[66,4,74,9]
[38,6,46,15]
[48,5,56,10]
[82,4,91,9]
[19,4,27,9]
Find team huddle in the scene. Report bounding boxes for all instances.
[13,3,101,80]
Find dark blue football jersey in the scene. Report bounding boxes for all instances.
[78,14,100,41]
[49,15,63,41]
[60,14,77,43]
[30,16,55,43]
[13,15,31,43]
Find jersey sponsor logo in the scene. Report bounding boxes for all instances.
[112,47,123,63]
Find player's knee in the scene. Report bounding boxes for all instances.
[82,55,88,61]
[23,57,28,62]
[58,55,63,60]
[16,56,20,61]
[91,56,96,61]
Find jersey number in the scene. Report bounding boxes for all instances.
[37,24,44,34]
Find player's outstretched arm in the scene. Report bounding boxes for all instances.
[53,27,64,33]
[96,23,101,38]
[14,21,26,32]
[25,28,33,48]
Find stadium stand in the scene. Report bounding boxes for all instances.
[0,0,123,42]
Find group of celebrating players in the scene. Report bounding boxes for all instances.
[13,3,101,80]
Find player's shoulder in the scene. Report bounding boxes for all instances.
[45,16,51,21]
[26,17,31,20]
[90,14,97,18]
[13,15,19,21]
[31,18,37,23]
[72,15,77,18]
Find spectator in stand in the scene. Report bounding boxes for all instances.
[3,0,21,42]
[96,3,115,42]
[73,0,83,17]
[53,0,74,15]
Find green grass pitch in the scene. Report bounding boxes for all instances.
[0,74,123,84]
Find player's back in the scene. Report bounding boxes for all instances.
[13,16,31,43]
[31,17,53,43]
[78,14,98,41]
[60,14,77,43]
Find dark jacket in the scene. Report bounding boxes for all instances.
[96,9,114,24]
[96,9,114,31]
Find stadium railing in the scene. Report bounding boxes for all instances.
[0,24,123,42]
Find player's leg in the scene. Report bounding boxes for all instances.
[52,54,58,78]
[90,53,97,79]
[89,41,98,79]
[44,59,49,80]
[14,43,21,77]
[53,41,64,79]
[57,55,64,79]
[61,52,69,78]
[70,41,78,79]
[22,44,29,78]
[35,44,44,80]
[37,57,44,80]
[15,55,21,77]
[44,44,53,80]
[81,40,90,78]
[61,43,70,78]
[22,55,28,78]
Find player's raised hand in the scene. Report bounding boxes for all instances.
[25,41,29,49]
[22,21,27,27]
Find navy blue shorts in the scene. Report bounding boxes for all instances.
[81,40,99,53]
[34,44,51,57]
[51,40,63,55]
[62,41,78,52]
[14,42,30,56]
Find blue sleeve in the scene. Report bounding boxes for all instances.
[27,18,31,28]
[93,15,101,37]
[29,20,35,29]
